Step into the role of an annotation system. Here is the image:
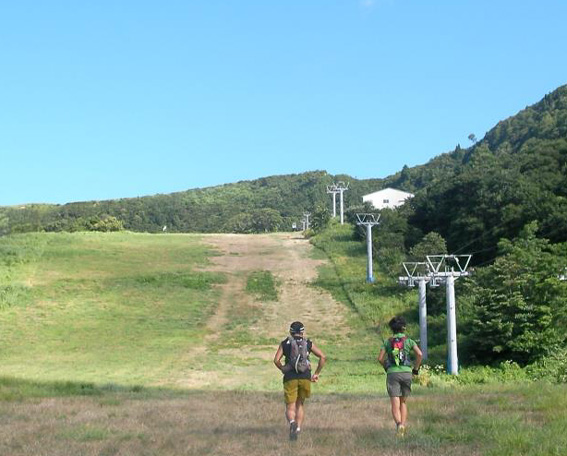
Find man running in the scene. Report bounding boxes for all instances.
[377,316,422,437]
[273,321,326,441]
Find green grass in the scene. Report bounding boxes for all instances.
[311,222,459,372]
[309,221,567,387]
[2,228,567,455]
[0,232,224,386]
[309,222,421,393]
[245,270,278,301]
[311,221,414,328]
[414,383,567,455]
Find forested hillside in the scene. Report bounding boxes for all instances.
[0,172,383,235]
[374,84,567,265]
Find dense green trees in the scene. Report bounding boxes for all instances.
[398,86,567,266]
[0,171,384,235]
[408,232,447,262]
[310,204,331,234]
[466,223,567,365]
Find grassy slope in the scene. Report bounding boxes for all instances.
[309,221,418,394]
[2,229,567,455]
[309,222,567,454]
[0,232,224,385]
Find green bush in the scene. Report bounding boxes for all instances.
[416,361,530,387]
[90,215,124,232]
[467,223,567,365]
[526,349,567,383]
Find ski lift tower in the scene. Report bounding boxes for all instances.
[398,262,432,359]
[426,254,472,375]
[326,184,340,218]
[334,181,349,225]
[356,213,380,283]
[303,212,311,231]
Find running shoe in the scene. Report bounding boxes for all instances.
[289,421,298,441]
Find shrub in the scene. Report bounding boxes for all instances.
[466,223,567,365]
[526,349,567,383]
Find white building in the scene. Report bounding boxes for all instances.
[362,188,414,210]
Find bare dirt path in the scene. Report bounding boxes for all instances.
[203,232,347,339]
[169,232,351,389]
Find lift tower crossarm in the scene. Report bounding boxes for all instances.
[399,261,431,287]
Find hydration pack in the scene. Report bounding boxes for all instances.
[282,336,311,374]
[385,336,411,369]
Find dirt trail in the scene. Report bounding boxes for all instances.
[203,232,347,339]
[170,233,350,389]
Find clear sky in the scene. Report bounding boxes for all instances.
[1,1,566,206]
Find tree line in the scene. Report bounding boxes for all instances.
[0,171,383,235]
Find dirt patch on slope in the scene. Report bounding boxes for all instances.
[170,233,350,389]
[203,233,347,338]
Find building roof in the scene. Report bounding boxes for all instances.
[362,187,414,199]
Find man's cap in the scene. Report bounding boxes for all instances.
[289,321,305,333]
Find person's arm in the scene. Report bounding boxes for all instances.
[412,344,423,375]
[377,348,387,371]
[273,344,285,372]
[309,343,326,382]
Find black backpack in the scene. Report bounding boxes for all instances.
[282,336,311,373]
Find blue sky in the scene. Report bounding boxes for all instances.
[1,1,566,205]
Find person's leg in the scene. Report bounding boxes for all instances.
[390,396,402,426]
[400,396,408,426]
[398,373,412,429]
[284,380,299,423]
[294,379,311,434]
[286,401,297,423]
[295,398,305,430]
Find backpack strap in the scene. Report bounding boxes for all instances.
[384,337,394,369]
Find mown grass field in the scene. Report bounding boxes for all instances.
[0,232,225,385]
[1,229,567,455]
[2,378,566,456]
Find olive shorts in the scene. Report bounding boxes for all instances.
[386,372,413,397]
[283,379,311,404]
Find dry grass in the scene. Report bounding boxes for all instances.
[0,390,476,456]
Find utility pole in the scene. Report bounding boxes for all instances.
[398,262,431,359]
[333,181,349,225]
[326,185,339,218]
[356,213,380,283]
[426,254,472,375]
